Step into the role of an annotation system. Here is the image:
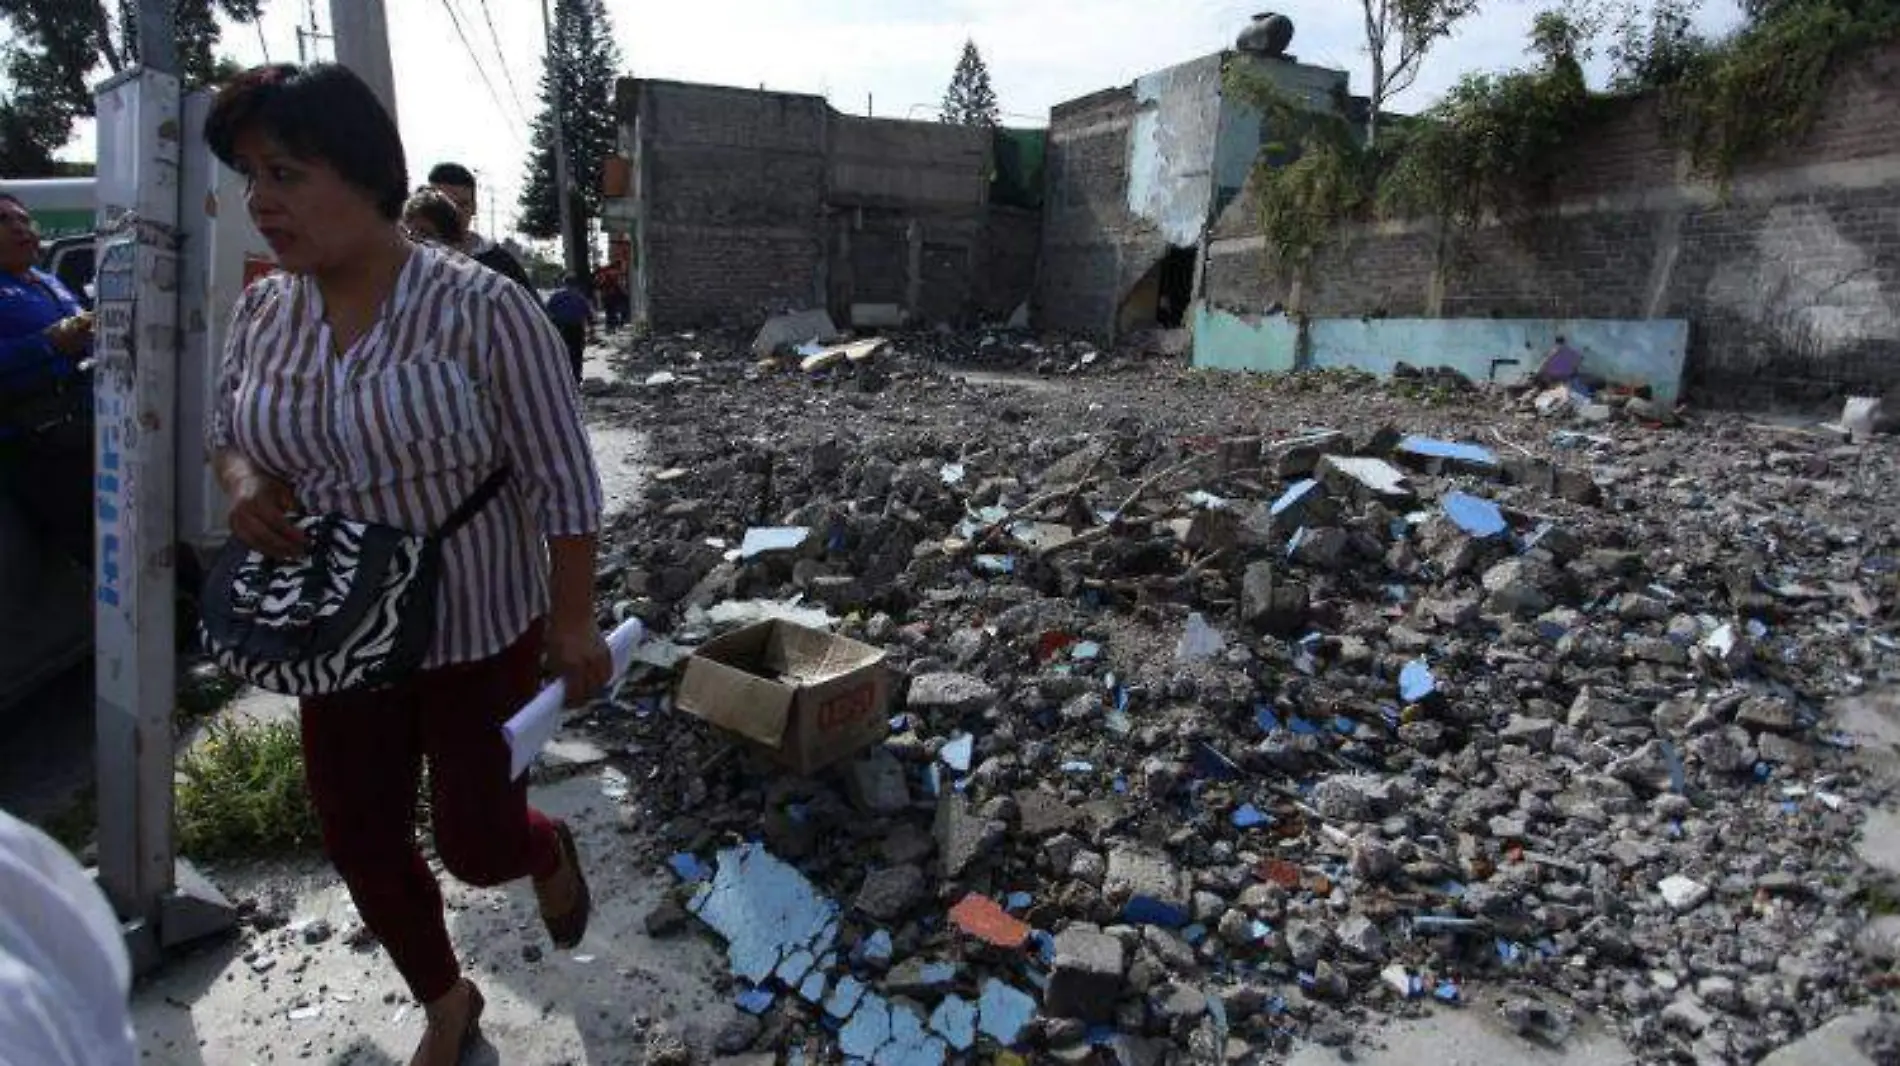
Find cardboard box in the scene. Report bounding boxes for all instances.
[675,620,892,775]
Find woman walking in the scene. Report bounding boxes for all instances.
[203,64,610,1066]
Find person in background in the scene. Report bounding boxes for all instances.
[425,163,533,291]
[0,192,93,567]
[544,275,593,383]
[205,64,608,1066]
[0,808,138,1066]
[401,187,468,250]
[598,263,629,333]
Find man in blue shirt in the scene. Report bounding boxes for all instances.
[1,192,93,566]
[0,193,90,393]
[544,275,593,383]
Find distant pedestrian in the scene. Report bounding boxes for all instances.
[545,275,593,382]
[426,162,533,292]
[599,265,629,332]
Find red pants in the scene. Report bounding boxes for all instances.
[300,622,561,1003]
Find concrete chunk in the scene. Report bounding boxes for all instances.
[752,309,840,356]
[908,673,997,715]
[1045,924,1128,1021]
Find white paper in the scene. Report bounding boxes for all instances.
[504,618,645,779]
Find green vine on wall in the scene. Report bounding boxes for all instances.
[1230,0,1900,275]
[1665,0,1900,179]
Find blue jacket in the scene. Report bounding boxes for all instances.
[0,268,83,394]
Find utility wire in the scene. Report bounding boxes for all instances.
[471,0,533,128]
[437,0,527,140]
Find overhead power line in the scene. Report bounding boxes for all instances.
[436,0,528,140]
[472,0,533,127]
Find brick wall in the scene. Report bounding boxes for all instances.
[1203,43,1900,406]
[634,82,830,328]
[626,79,1036,330]
[1037,88,1171,338]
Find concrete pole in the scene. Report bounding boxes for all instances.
[540,0,582,280]
[137,0,177,72]
[331,0,398,118]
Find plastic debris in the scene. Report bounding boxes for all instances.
[1441,491,1507,539]
[1175,613,1226,662]
[1231,803,1271,829]
[940,734,975,773]
[1122,896,1190,928]
[736,986,776,1014]
[667,853,709,883]
[1399,659,1437,702]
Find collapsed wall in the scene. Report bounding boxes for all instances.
[1204,43,1900,407]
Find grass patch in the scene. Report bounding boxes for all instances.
[176,717,322,861]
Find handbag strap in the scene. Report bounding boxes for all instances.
[433,465,512,542]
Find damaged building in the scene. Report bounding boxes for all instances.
[610,78,1043,331]
[1037,17,1349,341]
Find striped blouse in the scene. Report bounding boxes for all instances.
[208,243,603,668]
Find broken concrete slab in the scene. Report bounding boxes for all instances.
[1395,435,1501,475]
[908,673,998,716]
[1044,923,1129,1021]
[752,309,840,356]
[1107,847,1191,925]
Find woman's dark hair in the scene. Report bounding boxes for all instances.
[401,187,467,245]
[0,192,22,208]
[204,63,408,221]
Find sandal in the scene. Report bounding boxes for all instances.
[536,820,592,950]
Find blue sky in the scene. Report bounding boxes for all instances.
[44,0,1744,241]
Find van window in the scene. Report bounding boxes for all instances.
[47,242,95,309]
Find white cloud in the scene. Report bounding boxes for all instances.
[51,0,1745,240]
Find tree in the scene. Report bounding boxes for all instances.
[0,0,262,174]
[517,0,622,250]
[939,39,1000,128]
[1359,0,1481,145]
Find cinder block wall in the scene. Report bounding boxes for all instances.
[1204,43,1900,407]
[625,80,1038,330]
[1037,87,1172,339]
[630,82,831,329]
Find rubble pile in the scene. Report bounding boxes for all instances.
[572,342,1900,1064]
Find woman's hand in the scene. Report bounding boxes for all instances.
[545,614,611,707]
[228,471,305,560]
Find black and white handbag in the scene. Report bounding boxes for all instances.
[198,467,510,696]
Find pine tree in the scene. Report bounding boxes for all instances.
[939,39,1000,128]
[517,0,622,245]
[0,0,263,174]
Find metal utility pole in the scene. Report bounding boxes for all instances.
[540,0,582,280]
[95,0,235,971]
[331,0,397,117]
